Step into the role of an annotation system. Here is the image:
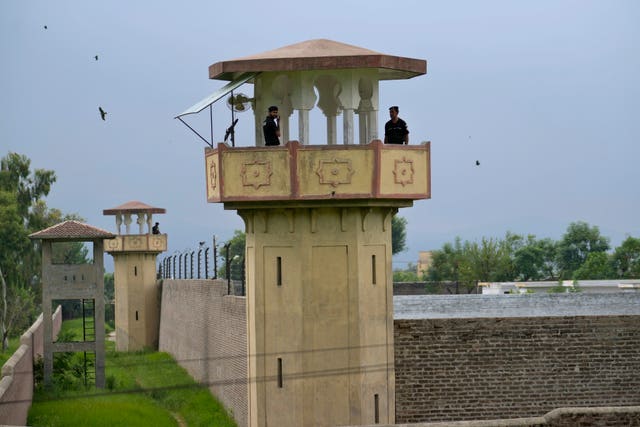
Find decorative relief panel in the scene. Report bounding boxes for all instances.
[316,158,355,187]
[149,235,167,251]
[127,236,144,250]
[241,159,273,190]
[105,237,122,251]
[209,160,217,191]
[393,157,414,187]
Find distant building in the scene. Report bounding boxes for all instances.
[480,279,640,294]
[417,250,433,278]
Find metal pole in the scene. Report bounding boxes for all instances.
[198,249,202,279]
[225,244,230,294]
[173,255,177,279]
[213,236,218,279]
[205,247,210,279]
[241,255,245,296]
[209,104,214,145]
[190,251,195,279]
[183,252,188,279]
[178,254,183,279]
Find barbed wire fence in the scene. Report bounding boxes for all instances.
[157,238,246,296]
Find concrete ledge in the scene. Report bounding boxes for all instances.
[394,292,640,319]
[1,345,28,377]
[0,375,12,395]
[351,405,640,427]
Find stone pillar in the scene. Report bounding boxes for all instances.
[315,75,341,146]
[290,74,316,145]
[342,108,354,145]
[124,214,132,234]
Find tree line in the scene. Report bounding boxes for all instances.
[414,222,640,292]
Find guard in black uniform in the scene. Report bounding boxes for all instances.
[384,105,409,145]
[262,105,280,146]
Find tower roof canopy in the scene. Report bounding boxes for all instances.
[103,200,166,215]
[209,39,426,81]
[29,220,115,241]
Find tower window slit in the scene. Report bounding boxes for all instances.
[134,266,137,276]
[277,358,283,388]
[135,310,138,321]
[372,255,377,285]
[277,257,282,286]
[374,393,379,423]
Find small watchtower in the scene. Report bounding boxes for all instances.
[103,201,167,351]
[29,220,114,388]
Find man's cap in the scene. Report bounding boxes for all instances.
[389,106,399,112]
[268,106,278,112]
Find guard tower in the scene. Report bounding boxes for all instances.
[103,201,167,351]
[29,220,114,388]
[182,39,429,427]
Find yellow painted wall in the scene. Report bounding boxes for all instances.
[112,252,160,351]
[243,206,395,427]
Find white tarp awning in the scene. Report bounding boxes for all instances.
[175,72,256,118]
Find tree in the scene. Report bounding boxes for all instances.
[556,221,609,279]
[426,237,476,293]
[393,263,419,282]
[0,153,56,287]
[392,215,407,255]
[611,236,640,279]
[573,252,614,280]
[218,230,246,280]
[1,265,37,351]
[514,236,558,281]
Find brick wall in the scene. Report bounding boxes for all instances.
[394,315,640,423]
[159,279,247,427]
[0,306,62,426]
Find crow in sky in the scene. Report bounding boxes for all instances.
[94,55,99,61]
[43,25,47,29]
[475,160,480,166]
[98,107,107,121]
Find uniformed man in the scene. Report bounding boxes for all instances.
[262,106,280,146]
[384,105,409,145]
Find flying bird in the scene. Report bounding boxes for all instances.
[43,25,48,29]
[94,55,99,61]
[98,107,107,121]
[475,160,480,166]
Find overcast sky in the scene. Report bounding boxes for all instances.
[2,1,639,271]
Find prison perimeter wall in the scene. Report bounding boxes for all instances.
[159,279,247,427]
[0,306,62,426]
[159,286,640,427]
[394,293,640,424]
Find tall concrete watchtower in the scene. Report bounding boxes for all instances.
[184,39,429,427]
[103,201,167,351]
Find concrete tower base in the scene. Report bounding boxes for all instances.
[239,205,397,427]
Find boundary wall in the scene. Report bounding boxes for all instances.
[159,287,640,427]
[394,294,640,424]
[159,279,247,427]
[0,306,62,426]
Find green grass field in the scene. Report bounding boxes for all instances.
[28,318,237,427]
